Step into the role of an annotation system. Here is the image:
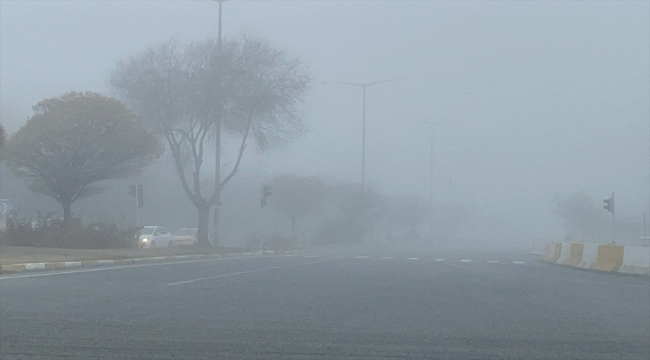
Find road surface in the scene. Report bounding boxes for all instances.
[1,246,649,359]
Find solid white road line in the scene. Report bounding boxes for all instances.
[0,256,266,281]
[460,259,472,263]
[166,261,325,286]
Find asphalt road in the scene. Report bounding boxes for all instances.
[1,245,649,359]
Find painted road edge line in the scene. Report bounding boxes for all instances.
[0,249,297,274]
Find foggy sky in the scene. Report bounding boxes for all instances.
[1,1,649,239]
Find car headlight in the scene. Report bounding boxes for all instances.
[141,238,148,242]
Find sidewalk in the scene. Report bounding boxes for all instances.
[0,246,299,274]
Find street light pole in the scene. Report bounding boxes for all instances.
[328,78,407,190]
[419,120,460,243]
[212,0,227,246]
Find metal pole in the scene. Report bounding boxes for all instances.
[135,185,140,226]
[213,0,225,246]
[611,192,616,244]
[361,86,367,190]
[429,124,434,242]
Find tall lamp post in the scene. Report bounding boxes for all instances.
[212,0,228,246]
[418,120,461,242]
[324,78,407,190]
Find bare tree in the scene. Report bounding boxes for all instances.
[109,36,310,246]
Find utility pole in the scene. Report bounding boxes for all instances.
[212,0,227,246]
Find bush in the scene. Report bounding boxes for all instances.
[266,233,296,250]
[1,220,140,249]
[313,218,365,245]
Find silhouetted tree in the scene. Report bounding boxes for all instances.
[5,92,160,227]
[110,36,310,246]
[270,175,329,237]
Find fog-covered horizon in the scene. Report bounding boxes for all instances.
[1,1,649,243]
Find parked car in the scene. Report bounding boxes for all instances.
[171,228,198,247]
[138,226,173,248]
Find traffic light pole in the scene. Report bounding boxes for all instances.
[611,192,616,244]
[135,186,140,227]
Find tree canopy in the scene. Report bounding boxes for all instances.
[270,175,329,236]
[110,35,310,246]
[5,91,160,225]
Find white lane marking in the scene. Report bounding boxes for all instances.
[167,261,325,286]
[353,256,370,259]
[460,259,472,263]
[434,258,446,262]
[380,257,393,260]
[513,261,526,265]
[304,255,319,258]
[0,256,267,281]
[407,257,419,260]
[487,260,499,264]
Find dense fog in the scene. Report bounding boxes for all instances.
[1,1,649,249]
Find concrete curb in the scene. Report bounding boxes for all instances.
[0,249,300,274]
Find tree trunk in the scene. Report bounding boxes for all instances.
[61,200,72,230]
[212,193,221,246]
[197,204,211,248]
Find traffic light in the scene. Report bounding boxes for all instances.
[263,184,272,198]
[128,184,136,197]
[603,197,614,213]
[137,184,144,208]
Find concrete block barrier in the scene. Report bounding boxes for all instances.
[577,243,599,269]
[543,242,561,263]
[562,243,584,267]
[556,243,572,265]
[544,242,648,276]
[590,244,624,272]
[619,246,650,275]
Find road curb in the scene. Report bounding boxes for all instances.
[0,249,300,274]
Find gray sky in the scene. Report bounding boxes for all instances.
[1,1,649,238]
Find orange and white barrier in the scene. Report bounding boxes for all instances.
[543,242,649,276]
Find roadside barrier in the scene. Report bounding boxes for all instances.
[543,242,648,276]
[556,243,572,265]
[577,243,598,269]
[619,246,650,275]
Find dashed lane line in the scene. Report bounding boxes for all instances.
[460,259,472,263]
[353,256,371,259]
[513,261,526,265]
[487,260,499,264]
[407,257,419,260]
[434,258,446,262]
[166,261,326,286]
